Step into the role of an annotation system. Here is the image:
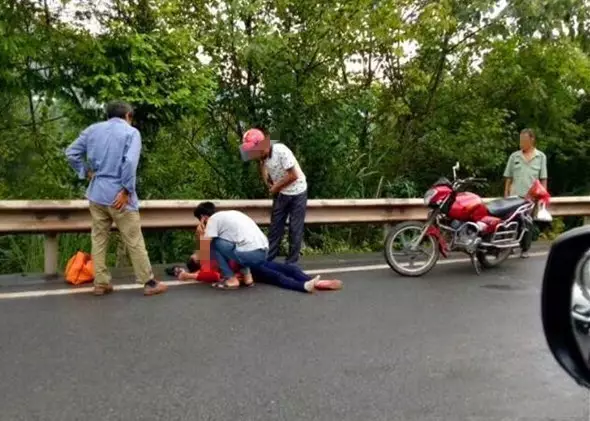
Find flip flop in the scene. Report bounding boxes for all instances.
[211,279,240,290]
[240,281,255,288]
[315,279,343,291]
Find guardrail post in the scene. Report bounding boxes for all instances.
[44,233,59,278]
[383,224,391,241]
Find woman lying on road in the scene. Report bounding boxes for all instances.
[166,252,244,283]
[166,252,342,293]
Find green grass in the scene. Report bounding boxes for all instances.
[0,233,119,274]
[538,217,567,241]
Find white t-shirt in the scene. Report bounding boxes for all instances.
[263,143,307,196]
[205,210,269,252]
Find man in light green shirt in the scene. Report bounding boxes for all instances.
[503,129,548,197]
[503,128,548,258]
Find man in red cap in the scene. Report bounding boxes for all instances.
[240,127,308,265]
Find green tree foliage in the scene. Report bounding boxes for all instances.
[1,0,590,272]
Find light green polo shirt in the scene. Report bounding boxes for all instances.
[503,149,548,197]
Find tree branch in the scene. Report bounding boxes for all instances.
[0,115,66,132]
[424,32,452,115]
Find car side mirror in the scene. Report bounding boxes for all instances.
[452,161,460,180]
[542,225,590,388]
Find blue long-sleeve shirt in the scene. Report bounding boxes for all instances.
[65,117,142,211]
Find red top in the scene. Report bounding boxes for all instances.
[197,259,243,283]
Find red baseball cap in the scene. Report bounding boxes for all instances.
[240,128,266,161]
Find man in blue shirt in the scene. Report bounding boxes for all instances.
[65,101,167,297]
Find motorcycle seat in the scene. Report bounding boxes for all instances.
[486,197,528,218]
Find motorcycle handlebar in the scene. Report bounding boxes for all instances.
[454,177,488,186]
[451,178,487,192]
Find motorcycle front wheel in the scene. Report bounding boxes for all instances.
[384,221,440,277]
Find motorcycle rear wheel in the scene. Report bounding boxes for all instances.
[384,221,440,277]
[476,248,511,269]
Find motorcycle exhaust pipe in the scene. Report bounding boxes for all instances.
[479,241,521,249]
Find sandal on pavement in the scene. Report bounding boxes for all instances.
[315,279,343,291]
[211,279,240,290]
[144,280,168,296]
[240,273,254,288]
[93,284,114,296]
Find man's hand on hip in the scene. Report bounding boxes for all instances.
[269,184,280,196]
[113,189,130,210]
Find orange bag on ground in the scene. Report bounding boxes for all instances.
[65,252,95,285]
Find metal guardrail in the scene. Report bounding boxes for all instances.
[1,197,590,276]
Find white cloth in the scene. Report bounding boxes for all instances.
[263,143,307,196]
[205,210,269,252]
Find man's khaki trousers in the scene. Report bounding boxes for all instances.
[89,202,154,286]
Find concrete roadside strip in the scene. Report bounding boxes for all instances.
[0,250,548,300]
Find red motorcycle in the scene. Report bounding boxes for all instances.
[384,162,551,277]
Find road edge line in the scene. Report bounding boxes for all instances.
[0,251,548,300]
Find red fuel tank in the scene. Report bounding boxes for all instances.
[448,192,488,221]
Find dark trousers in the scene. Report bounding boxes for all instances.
[251,261,314,293]
[267,190,308,264]
[211,238,266,279]
[521,226,533,252]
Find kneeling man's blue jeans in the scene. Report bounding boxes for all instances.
[212,238,267,279]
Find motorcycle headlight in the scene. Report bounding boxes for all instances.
[423,188,437,205]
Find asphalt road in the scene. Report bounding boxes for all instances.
[0,254,587,421]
